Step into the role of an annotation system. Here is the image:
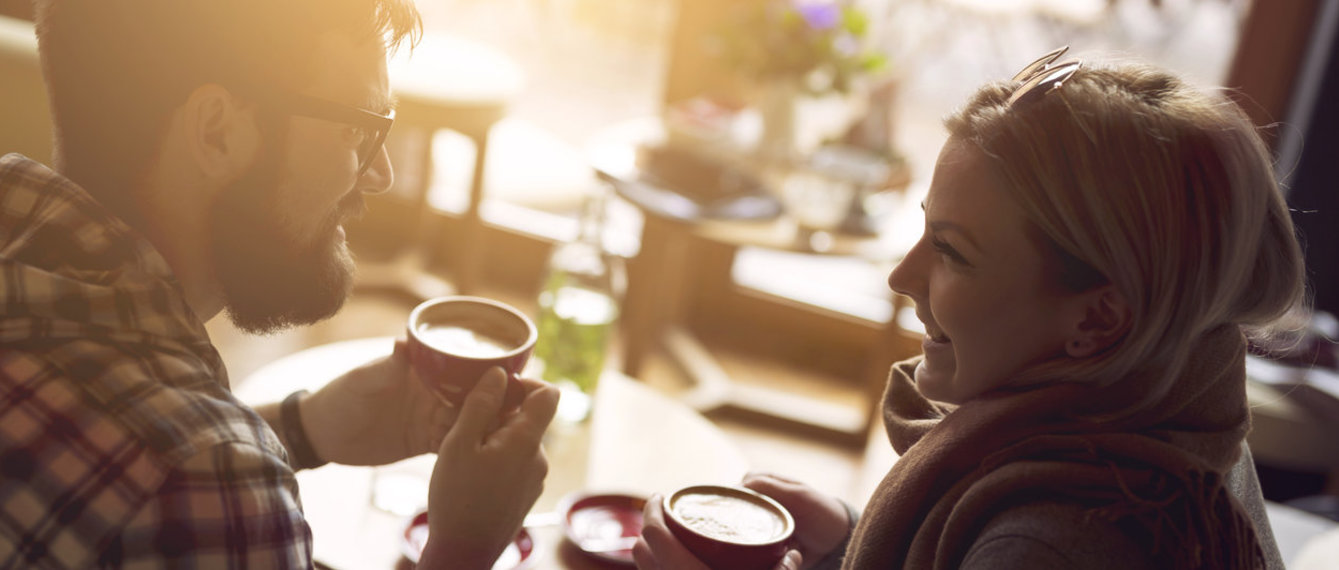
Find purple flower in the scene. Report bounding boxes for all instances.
[794,1,840,31]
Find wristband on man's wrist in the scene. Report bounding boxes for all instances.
[280,390,328,470]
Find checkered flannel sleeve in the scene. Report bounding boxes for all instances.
[1,350,314,569]
[102,442,314,568]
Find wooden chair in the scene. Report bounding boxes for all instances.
[345,33,525,298]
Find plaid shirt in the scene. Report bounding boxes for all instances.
[0,154,313,568]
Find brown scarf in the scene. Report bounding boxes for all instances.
[843,325,1265,569]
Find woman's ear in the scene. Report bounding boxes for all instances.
[1064,285,1132,358]
[181,83,259,181]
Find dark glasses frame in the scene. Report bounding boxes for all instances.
[1007,46,1082,109]
[262,91,395,177]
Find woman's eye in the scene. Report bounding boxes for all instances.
[930,236,968,265]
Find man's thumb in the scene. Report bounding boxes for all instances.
[452,367,509,441]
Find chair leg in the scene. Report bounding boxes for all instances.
[456,129,493,295]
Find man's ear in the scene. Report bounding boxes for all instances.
[181,84,259,181]
[1064,284,1132,359]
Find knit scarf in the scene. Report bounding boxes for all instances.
[843,325,1265,569]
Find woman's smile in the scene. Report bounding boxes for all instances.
[888,138,1083,404]
[919,314,952,351]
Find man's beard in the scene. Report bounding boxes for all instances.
[210,139,358,335]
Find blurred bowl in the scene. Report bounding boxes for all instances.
[401,511,534,569]
[559,491,648,566]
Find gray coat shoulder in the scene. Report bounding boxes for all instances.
[960,501,1156,569]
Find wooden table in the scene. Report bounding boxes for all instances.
[587,118,919,446]
[234,337,749,570]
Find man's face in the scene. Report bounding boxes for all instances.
[212,31,394,334]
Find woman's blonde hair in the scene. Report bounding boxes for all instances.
[945,57,1306,407]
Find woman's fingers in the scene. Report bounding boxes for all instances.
[632,537,658,570]
[743,472,837,516]
[742,472,850,565]
[742,471,804,495]
[638,493,711,570]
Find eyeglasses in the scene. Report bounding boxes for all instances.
[263,91,395,177]
[1006,46,1082,109]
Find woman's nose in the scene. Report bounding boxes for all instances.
[888,238,928,299]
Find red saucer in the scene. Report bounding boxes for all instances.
[559,491,649,566]
[402,511,534,569]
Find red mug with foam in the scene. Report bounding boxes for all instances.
[662,485,795,570]
[406,296,537,407]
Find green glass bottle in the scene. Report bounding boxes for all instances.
[534,191,624,422]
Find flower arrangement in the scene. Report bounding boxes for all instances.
[712,0,887,95]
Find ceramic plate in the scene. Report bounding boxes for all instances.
[403,511,534,569]
[559,491,649,566]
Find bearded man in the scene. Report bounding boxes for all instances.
[0,1,557,567]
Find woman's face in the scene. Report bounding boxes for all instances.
[888,137,1084,404]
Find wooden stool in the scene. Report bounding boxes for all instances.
[356,33,524,297]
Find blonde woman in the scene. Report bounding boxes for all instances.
[635,48,1304,570]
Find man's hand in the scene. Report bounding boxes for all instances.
[299,339,457,466]
[632,493,802,570]
[418,367,559,570]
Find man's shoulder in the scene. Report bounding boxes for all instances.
[0,153,156,280]
[0,153,103,233]
[1,346,304,568]
[1,342,285,465]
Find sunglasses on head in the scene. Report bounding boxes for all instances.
[1007,46,1082,109]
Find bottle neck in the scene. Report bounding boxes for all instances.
[576,192,607,247]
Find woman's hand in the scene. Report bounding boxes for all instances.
[742,473,851,568]
[418,368,559,570]
[632,493,802,570]
[299,339,457,466]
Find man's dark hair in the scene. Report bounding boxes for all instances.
[33,0,421,226]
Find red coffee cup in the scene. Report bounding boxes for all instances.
[406,296,537,407]
[662,485,795,570]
